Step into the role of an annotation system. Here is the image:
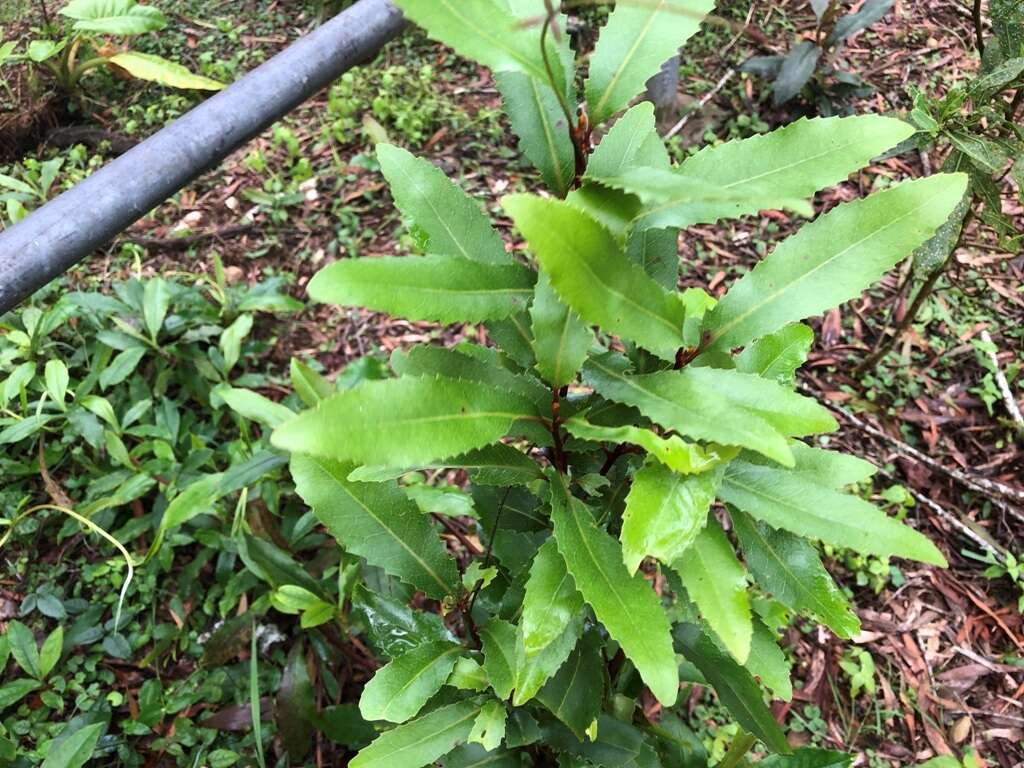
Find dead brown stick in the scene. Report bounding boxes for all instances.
[123,224,255,251]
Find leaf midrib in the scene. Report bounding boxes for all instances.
[591,0,666,120]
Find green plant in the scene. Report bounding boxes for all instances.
[255,1,966,766]
[11,0,222,95]
[0,157,62,225]
[857,1,1023,370]
[741,0,894,114]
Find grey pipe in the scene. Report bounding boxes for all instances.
[0,0,404,314]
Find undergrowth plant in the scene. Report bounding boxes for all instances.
[8,0,222,95]
[255,1,967,766]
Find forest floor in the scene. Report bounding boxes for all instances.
[1,0,1022,766]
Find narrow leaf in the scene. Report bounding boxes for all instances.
[109,53,223,90]
[349,699,482,768]
[565,417,729,475]
[586,102,670,180]
[521,539,584,657]
[480,620,519,700]
[735,323,813,385]
[291,455,460,598]
[549,473,678,706]
[537,631,604,740]
[529,272,593,388]
[706,174,970,350]
[349,444,542,486]
[307,255,534,324]
[359,641,462,723]
[513,615,584,705]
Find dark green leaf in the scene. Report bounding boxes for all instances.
[537,631,604,740]
[360,641,462,723]
[349,699,483,768]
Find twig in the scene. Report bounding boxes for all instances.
[980,330,1024,437]
[123,223,255,250]
[972,0,985,56]
[798,384,1024,523]
[663,68,735,140]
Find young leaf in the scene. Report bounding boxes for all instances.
[720,460,946,566]
[359,641,462,723]
[548,473,679,706]
[735,323,813,385]
[826,0,894,45]
[565,417,729,475]
[108,53,224,90]
[349,699,483,768]
[537,631,604,740]
[272,376,539,468]
[521,539,584,657]
[504,194,688,361]
[147,473,225,559]
[44,360,69,409]
[731,507,860,639]
[583,355,836,467]
[675,116,916,226]
[480,619,519,700]
[291,455,459,599]
[376,144,508,264]
[307,255,535,324]
[674,623,790,753]
[392,0,562,91]
[621,459,717,574]
[674,518,752,663]
[40,722,105,768]
[496,72,576,198]
[142,278,170,340]
[585,0,715,125]
[706,173,970,351]
[529,272,593,388]
[586,102,670,180]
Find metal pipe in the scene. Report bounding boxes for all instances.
[0,0,404,314]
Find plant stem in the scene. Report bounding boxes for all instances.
[550,385,568,472]
[718,731,757,768]
[37,0,52,29]
[972,0,985,56]
[539,5,588,182]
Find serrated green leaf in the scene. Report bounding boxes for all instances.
[467,700,507,751]
[350,444,542,486]
[521,539,584,657]
[360,641,462,723]
[735,323,813,385]
[706,174,970,350]
[496,71,576,197]
[307,255,534,324]
[602,167,814,230]
[537,631,603,740]
[530,272,593,388]
[377,143,508,263]
[480,619,519,700]
[486,312,536,371]
[582,355,836,466]
[745,620,792,701]
[349,699,482,768]
[272,376,539,467]
[626,225,679,291]
[548,472,678,705]
[447,657,490,692]
[731,506,860,640]
[393,0,563,92]
[565,183,643,243]
[622,458,718,574]
[585,0,715,125]
[674,623,789,753]
[586,102,670,180]
[504,194,688,361]
[291,455,459,598]
[109,52,223,90]
[720,460,946,566]
[513,614,583,705]
[787,442,877,489]
[675,116,916,227]
[565,417,729,476]
[674,518,752,662]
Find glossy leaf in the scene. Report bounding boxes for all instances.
[626,225,679,290]
[674,518,752,662]
[720,460,946,566]
[513,613,584,706]
[585,0,715,125]
[566,417,728,476]
[360,641,462,723]
[529,272,593,388]
[549,473,678,705]
[273,376,539,468]
[349,699,483,768]
[583,355,836,467]
[504,194,688,361]
[622,458,717,574]
[674,623,789,753]
[676,116,916,226]
[521,539,584,657]
[730,507,861,639]
[377,143,508,264]
[481,619,519,700]
[307,255,534,324]
[537,631,603,739]
[291,455,459,598]
[706,174,970,350]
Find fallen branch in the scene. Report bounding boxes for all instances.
[980,329,1024,437]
